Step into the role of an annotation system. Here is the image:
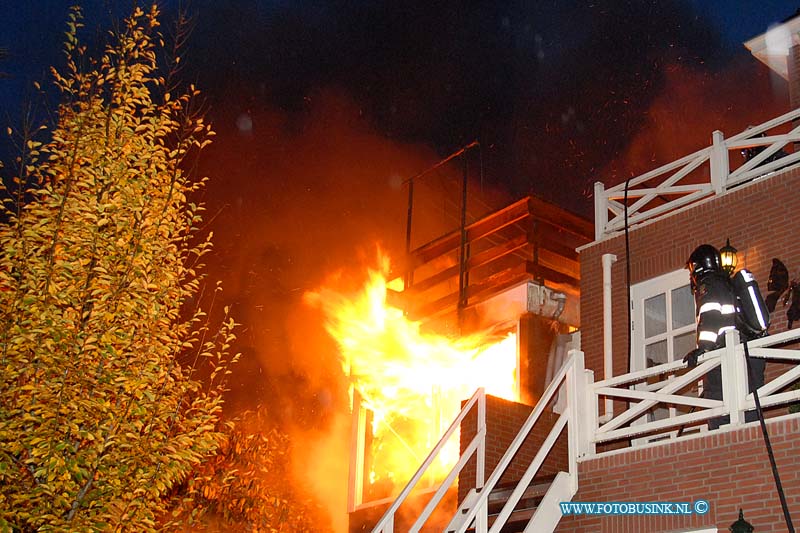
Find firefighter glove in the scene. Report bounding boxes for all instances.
[683,348,705,368]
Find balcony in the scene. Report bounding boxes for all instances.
[593,107,800,241]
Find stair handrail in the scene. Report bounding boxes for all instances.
[453,350,589,533]
[371,386,486,533]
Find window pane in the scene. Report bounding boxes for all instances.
[645,340,667,368]
[673,332,696,363]
[644,293,667,338]
[671,284,694,329]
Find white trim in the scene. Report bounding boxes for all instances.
[630,270,696,444]
[744,15,800,80]
[630,269,694,372]
[582,109,800,249]
[591,327,800,449]
[582,410,800,462]
[602,253,617,420]
[577,171,762,250]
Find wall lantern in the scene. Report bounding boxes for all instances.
[729,508,754,532]
[720,238,738,276]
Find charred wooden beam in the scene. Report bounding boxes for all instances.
[403,234,530,296]
[401,197,531,272]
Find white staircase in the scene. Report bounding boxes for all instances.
[370,328,800,532]
[371,351,595,533]
[445,472,569,533]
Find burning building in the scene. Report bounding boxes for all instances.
[359,13,800,533]
[322,182,592,530]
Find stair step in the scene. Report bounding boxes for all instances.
[462,508,536,533]
[487,477,553,510]
[452,476,557,533]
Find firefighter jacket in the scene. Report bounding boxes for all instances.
[693,272,736,352]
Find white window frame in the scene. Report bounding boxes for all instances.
[631,268,703,442]
[631,269,695,371]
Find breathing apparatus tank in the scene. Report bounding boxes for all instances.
[731,269,770,340]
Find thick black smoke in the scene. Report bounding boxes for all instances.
[186,0,743,215]
[177,5,793,529]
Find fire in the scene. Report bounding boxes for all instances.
[305,253,517,495]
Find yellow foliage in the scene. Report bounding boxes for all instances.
[0,4,236,532]
[162,408,326,532]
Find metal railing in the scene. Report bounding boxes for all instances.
[594,107,800,240]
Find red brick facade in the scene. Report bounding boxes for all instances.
[568,165,800,531]
[557,416,800,532]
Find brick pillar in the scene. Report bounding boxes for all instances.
[517,313,557,406]
[785,44,800,151]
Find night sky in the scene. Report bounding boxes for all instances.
[2,1,798,214]
[2,1,799,529]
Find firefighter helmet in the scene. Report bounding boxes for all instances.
[687,244,723,284]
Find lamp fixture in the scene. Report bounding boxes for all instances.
[720,238,738,276]
[729,508,754,533]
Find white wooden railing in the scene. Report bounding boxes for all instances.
[371,326,800,532]
[591,328,800,448]
[370,386,487,533]
[594,107,800,240]
[372,351,595,533]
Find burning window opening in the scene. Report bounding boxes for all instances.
[300,195,589,518]
[305,253,519,505]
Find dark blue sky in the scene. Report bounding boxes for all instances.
[1,1,796,95]
[1,1,796,97]
[688,0,797,45]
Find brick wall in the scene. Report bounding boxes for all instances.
[557,416,800,532]
[580,166,800,387]
[459,395,568,502]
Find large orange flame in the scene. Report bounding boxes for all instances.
[305,253,517,496]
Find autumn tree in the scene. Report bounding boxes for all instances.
[163,408,324,532]
[0,5,238,531]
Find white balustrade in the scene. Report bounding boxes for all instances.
[594,107,800,240]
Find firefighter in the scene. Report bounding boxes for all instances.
[683,244,766,429]
[683,244,736,367]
